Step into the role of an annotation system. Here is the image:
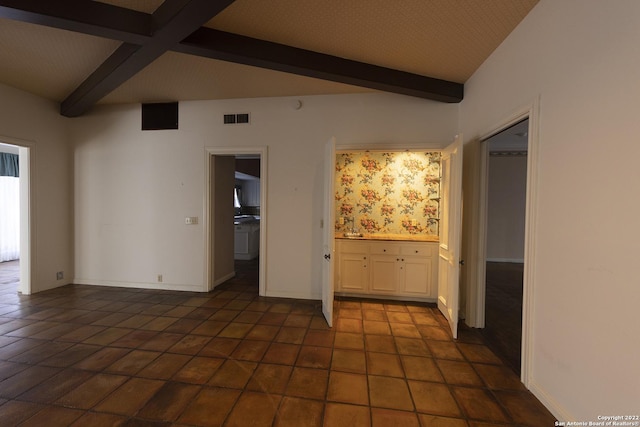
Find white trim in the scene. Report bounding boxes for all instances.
[204,146,267,296]
[474,139,488,327]
[521,99,541,388]
[529,379,572,421]
[474,97,541,388]
[0,135,34,296]
[74,279,203,293]
[266,289,321,300]
[460,139,480,324]
[336,292,437,304]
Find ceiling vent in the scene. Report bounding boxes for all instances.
[224,113,250,125]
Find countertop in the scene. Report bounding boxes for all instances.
[335,233,439,243]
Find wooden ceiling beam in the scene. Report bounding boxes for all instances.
[60,0,235,117]
[1,0,464,115]
[177,28,463,103]
[0,0,152,45]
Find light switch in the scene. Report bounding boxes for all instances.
[411,218,417,226]
[185,217,198,225]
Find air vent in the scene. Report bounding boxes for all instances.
[224,113,250,125]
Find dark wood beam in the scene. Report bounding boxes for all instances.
[1,0,464,115]
[61,0,235,117]
[0,0,152,44]
[176,28,463,103]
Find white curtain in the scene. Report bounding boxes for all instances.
[0,176,20,262]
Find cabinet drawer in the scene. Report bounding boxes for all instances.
[401,243,435,257]
[339,241,369,254]
[370,243,400,255]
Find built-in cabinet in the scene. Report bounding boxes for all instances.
[234,221,260,260]
[335,239,438,300]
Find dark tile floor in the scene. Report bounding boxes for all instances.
[482,262,524,375]
[0,259,556,426]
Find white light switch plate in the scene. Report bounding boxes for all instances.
[185,217,198,225]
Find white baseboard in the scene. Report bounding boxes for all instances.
[265,289,321,300]
[73,278,204,293]
[486,257,524,263]
[529,379,571,422]
[335,292,436,304]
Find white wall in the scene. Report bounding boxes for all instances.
[486,154,526,262]
[460,0,640,419]
[0,83,72,293]
[71,92,457,297]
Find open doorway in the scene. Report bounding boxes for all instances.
[232,156,261,287]
[0,140,31,296]
[463,101,540,386]
[482,119,528,374]
[206,147,267,295]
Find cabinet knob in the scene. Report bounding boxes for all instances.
[415,250,419,253]
[363,256,367,260]
[396,258,399,261]
[383,249,386,252]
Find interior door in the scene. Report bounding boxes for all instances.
[438,135,463,338]
[321,137,336,327]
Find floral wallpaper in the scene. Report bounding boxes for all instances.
[335,151,441,236]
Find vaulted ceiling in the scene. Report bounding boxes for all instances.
[0,0,538,116]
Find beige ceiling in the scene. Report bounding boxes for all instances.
[0,0,539,108]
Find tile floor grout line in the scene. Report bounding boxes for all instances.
[0,261,556,426]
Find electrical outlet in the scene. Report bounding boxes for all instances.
[339,217,344,225]
[56,271,64,280]
[157,274,163,283]
[411,219,417,226]
[185,217,198,225]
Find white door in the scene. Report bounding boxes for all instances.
[438,135,463,338]
[322,137,337,327]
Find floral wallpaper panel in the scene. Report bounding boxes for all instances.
[335,151,441,236]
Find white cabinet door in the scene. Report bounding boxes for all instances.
[339,253,369,292]
[401,256,432,295]
[370,255,398,293]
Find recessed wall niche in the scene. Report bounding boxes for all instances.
[335,151,441,236]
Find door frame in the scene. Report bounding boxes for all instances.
[470,98,540,386]
[0,135,34,295]
[204,146,267,296]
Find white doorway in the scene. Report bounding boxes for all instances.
[482,119,528,374]
[468,100,540,386]
[205,146,267,295]
[0,140,31,295]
